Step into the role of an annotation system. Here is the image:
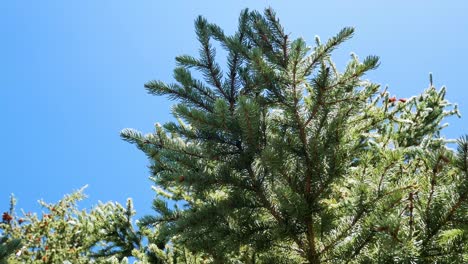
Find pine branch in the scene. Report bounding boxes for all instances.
[303,27,355,77]
[0,236,21,263]
[194,16,228,100]
[145,81,213,112]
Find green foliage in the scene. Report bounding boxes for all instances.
[1,188,212,264]
[0,236,21,264]
[122,8,467,264]
[0,196,22,264]
[1,187,157,263]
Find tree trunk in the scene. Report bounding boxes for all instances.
[306,217,320,264]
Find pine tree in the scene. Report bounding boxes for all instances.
[122,8,467,263]
[1,187,152,264]
[1,188,210,264]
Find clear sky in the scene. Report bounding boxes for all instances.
[1,1,467,217]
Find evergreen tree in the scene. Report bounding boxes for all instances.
[1,187,150,264]
[1,188,210,264]
[122,8,467,263]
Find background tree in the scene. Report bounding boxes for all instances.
[122,8,467,263]
[1,187,149,263]
[1,188,208,264]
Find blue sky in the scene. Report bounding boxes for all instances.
[1,1,467,218]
